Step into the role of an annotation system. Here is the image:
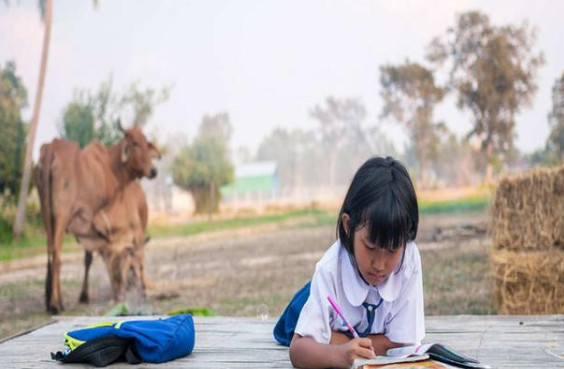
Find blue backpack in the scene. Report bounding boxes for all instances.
[51,314,195,367]
[273,281,311,346]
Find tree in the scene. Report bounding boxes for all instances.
[12,0,99,239]
[257,127,316,192]
[12,0,53,239]
[171,115,234,217]
[59,78,171,148]
[60,94,95,148]
[427,10,544,183]
[548,72,564,162]
[310,97,367,189]
[0,61,28,198]
[380,61,445,188]
[117,80,171,129]
[197,112,233,146]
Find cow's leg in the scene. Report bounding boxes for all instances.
[111,260,123,302]
[137,246,147,297]
[45,241,53,311]
[102,252,118,301]
[104,251,125,302]
[116,250,132,301]
[79,251,93,303]
[49,220,66,314]
[45,222,57,312]
[129,251,144,298]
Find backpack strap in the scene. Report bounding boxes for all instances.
[51,336,133,367]
[124,344,142,364]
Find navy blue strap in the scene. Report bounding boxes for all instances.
[360,297,383,336]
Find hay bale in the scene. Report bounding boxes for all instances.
[491,250,564,314]
[490,166,564,314]
[491,166,564,252]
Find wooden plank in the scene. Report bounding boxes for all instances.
[0,315,563,368]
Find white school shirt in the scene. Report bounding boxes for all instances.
[294,239,425,345]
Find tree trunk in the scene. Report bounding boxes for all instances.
[208,182,215,222]
[484,141,494,185]
[191,186,220,215]
[13,0,54,241]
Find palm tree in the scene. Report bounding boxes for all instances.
[12,0,53,240]
[12,0,97,240]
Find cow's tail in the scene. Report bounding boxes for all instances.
[36,144,55,309]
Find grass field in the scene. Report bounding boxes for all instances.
[0,202,493,341]
[0,192,491,261]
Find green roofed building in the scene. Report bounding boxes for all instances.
[220,161,279,205]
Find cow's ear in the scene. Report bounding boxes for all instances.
[121,140,130,163]
[148,142,162,160]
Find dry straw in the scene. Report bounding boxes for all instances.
[490,166,564,314]
[491,251,564,314]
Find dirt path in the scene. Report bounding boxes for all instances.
[0,211,489,340]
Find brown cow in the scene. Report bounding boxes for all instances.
[34,122,159,313]
[84,181,149,302]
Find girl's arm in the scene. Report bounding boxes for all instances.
[330,331,403,356]
[289,333,376,369]
[366,334,403,356]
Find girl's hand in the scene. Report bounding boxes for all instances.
[337,338,376,367]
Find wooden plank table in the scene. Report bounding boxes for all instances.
[0,315,563,368]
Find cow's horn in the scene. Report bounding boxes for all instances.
[117,118,125,134]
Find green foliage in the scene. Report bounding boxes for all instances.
[0,61,28,199]
[172,136,234,214]
[525,147,561,168]
[61,99,95,148]
[117,80,171,128]
[167,307,217,317]
[0,215,11,245]
[379,61,445,187]
[419,196,490,214]
[427,10,544,172]
[548,72,564,162]
[149,208,332,238]
[0,194,44,247]
[59,77,171,147]
[105,302,130,316]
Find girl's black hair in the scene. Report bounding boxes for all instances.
[337,156,418,257]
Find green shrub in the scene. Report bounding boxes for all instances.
[0,192,43,245]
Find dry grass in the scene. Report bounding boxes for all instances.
[422,239,494,315]
[490,166,564,314]
[0,212,492,340]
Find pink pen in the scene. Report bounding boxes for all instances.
[327,296,360,338]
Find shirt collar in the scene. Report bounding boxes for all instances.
[339,241,406,304]
[377,264,402,302]
[339,243,369,307]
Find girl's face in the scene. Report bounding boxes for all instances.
[343,214,404,286]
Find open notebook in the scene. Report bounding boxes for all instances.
[352,343,490,369]
[386,343,490,369]
[353,354,433,368]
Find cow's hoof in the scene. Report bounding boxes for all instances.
[48,304,64,315]
[79,292,89,304]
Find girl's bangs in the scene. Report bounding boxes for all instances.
[362,192,409,251]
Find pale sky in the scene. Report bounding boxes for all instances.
[1,0,563,158]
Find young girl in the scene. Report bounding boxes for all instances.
[273,156,424,369]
